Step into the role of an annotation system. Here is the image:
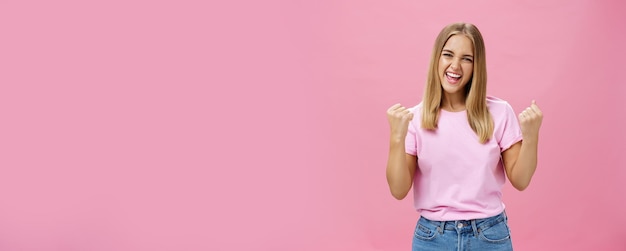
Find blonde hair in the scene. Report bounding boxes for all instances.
[421,22,493,143]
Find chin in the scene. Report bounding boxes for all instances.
[442,88,463,95]
[441,82,465,94]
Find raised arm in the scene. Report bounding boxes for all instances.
[502,100,543,191]
[385,104,418,200]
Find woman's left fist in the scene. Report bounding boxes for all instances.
[519,100,543,140]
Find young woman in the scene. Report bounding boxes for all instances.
[385,23,543,250]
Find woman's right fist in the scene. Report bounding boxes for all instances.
[386,103,414,139]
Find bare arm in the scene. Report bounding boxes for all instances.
[385,104,417,200]
[502,100,543,191]
[386,140,417,199]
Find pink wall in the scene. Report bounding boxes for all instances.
[1,0,625,250]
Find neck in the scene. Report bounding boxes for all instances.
[442,93,466,112]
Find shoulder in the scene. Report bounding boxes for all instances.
[408,102,423,126]
[486,95,514,115]
[408,102,424,114]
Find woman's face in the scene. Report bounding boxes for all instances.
[438,35,474,96]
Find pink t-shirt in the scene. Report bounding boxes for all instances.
[405,96,522,221]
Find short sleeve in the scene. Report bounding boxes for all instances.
[405,119,418,156]
[499,103,523,152]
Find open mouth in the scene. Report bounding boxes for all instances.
[445,72,461,84]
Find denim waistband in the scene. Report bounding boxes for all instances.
[419,211,508,236]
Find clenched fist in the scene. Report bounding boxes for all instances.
[387,104,414,140]
[519,100,543,140]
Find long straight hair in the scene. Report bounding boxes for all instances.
[421,23,493,143]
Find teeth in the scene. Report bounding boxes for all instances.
[447,72,461,78]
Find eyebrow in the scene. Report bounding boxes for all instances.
[442,49,473,58]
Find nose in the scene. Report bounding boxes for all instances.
[449,58,460,70]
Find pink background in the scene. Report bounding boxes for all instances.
[1,0,625,250]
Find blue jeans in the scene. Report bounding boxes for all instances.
[412,211,513,251]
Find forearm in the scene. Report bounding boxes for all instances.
[509,137,538,190]
[386,138,413,199]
